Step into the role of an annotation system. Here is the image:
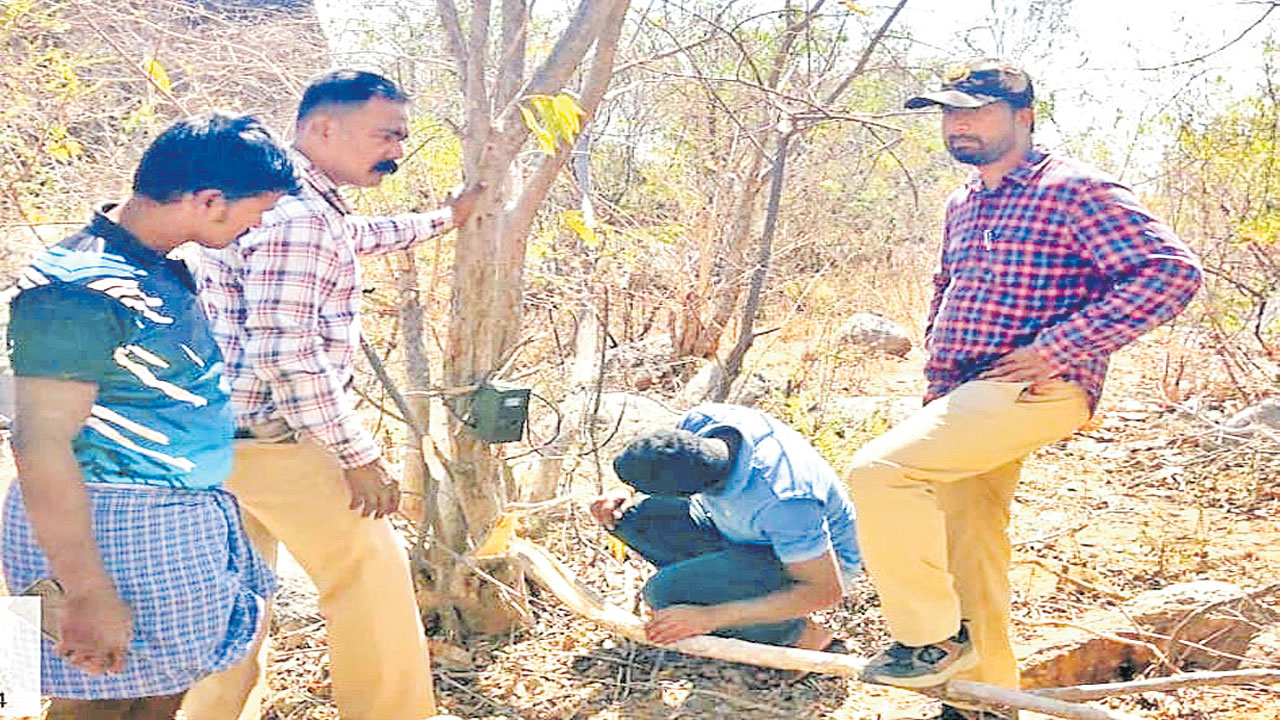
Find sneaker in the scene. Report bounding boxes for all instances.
[937,705,1018,720]
[861,622,977,688]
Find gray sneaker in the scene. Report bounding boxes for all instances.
[861,622,977,688]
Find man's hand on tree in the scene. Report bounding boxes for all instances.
[446,181,486,229]
[343,459,400,518]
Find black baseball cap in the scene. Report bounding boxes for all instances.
[905,59,1034,110]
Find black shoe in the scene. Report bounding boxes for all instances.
[937,704,1018,720]
[861,622,977,688]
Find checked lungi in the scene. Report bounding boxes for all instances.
[2,482,274,698]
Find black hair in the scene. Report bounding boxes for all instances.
[133,112,298,203]
[296,69,408,124]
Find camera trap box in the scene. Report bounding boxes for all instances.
[467,382,530,444]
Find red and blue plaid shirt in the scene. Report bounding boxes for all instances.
[197,151,451,468]
[925,147,1202,408]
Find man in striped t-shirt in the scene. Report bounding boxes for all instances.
[5,113,295,719]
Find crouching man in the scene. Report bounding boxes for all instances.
[3,113,296,719]
[590,403,860,650]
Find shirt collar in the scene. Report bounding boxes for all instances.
[290,148,353,215]
[89,205,167,268]
[88,205,198,291]
[964,145,1050,192]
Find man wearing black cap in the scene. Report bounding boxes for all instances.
[844,59,1201,718]
[590,404,861,651]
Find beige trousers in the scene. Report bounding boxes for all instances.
[181,440,435,720]
[845,379,1089,688]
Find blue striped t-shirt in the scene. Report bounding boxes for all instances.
[7,211,233,489]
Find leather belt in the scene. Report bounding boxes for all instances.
[233,418,297,443]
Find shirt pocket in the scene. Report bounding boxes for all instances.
[989,227,1083,312]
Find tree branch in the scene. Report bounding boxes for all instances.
[505,0,628,242]
[1029,669,1280,702]
[484,0,621,175]
[496,0,528,110]
[465,0,493,170]
[823,0,909,106]
[434,0,470,95]
[475,532,1147,720]
[1138,3,1277,71]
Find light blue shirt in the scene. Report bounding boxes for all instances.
[678,404,861,584]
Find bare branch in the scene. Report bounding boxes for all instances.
[1138,2,1277,71]
[476,532,1147,720]
[465,0,493,166]
[434,0,471,90]
[1030,669,1280,702]
[496,0,529,110]
[612,34,717,75]
[823,0,909,106]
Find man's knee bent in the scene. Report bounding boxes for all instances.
[843,459,908,503]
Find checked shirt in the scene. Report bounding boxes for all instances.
[925,147,1202,408]
[197,151,452,468]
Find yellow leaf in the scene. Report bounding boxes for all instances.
[529,95,555,117]
[606,535,627,563]
[43,135,83,162]
[552,93,584,136]
[521,100,558,155]
[519,104,556,156]
[522,93,587,155]
[142,54,172,94]
[842,0,868,14]
[562,210,597,247]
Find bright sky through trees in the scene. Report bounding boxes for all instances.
[312,0,1277,179]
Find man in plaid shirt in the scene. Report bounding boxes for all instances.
[183,71,478,720]
[846,59,1201,719]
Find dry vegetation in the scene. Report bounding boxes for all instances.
[1,1,1279,718]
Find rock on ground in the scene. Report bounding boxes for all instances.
[1224,398,1280,438]
[1021,580,1279,688]
[837,313,913,358]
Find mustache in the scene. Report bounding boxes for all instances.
[373,159,399,175]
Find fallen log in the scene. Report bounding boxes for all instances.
[1029,668,1280,702]
[471,514,1143,720]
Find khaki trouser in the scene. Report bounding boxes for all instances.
[845,379,1089,688]
[181,440,435,720]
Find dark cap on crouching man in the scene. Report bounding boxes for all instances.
[844,58,1201,720]
[589,403,862,651]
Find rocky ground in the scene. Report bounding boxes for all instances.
[250,331,1280,720]
[1,329,1277,719]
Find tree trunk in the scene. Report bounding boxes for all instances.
[425,0,630,637]
[717,126,792,399]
